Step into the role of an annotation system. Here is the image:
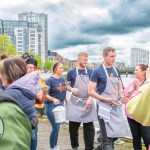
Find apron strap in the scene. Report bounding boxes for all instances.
[76,67,88,75]
[103,64,119,77]
[112,66,119,77]
[103,64,109,77]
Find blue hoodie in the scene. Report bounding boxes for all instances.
[0,80,5,90]
[5,71,40,120]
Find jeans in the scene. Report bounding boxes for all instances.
[127,117,150,150]
[98,116,117,150]
[31,127,38,150]
[45,103,60,149]
[69,121,95,150]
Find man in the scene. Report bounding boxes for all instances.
[66,52,97,150]
[89,47,128,150]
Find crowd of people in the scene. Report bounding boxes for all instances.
[0,47,150,150]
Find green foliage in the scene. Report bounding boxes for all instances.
[34,54,42,69]
[44,60,54,70]
[63,65,69,71]
[0,34,17,55]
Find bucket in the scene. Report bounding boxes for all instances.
[52,106,66,123]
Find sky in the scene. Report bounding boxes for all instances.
[1,0,150,65]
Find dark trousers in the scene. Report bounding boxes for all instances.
[127,117,150,150]
[98,116,117,150]
[69,121,95,150]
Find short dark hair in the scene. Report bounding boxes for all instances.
[0,57,27,84]
[22,52,37,67]
[26,58,37,67]
[103,47,116,56]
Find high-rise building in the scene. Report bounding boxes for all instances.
[0,12,48,62]
[18,12,48,61]
[0,20,3,34]
[130,48,149,67]
[0,19,42,56]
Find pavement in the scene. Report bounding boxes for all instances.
[37,119,90,150]
[36,118,142,150]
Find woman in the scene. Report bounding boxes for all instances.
[123,64,150,150]
[45,62,66,150]
[0,57,40,121]
[0,54,7,90]
[0,57,40,149]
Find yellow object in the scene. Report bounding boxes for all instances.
[35,103,44,108]
[126,81,150,126]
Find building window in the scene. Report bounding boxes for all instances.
[17,29,22,32]
[18,41,22,44]
[30,34,35,37]
[30,41,35,44]
[30,45,35,48]
[30,30,35,33]
[17,48,22,51]
[18,37,23,40]
[17,33,22,36]
[18,45,22,47]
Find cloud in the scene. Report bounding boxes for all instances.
[0,0,150,65]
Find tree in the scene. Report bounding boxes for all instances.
[34,54,42,69]
[44,60,54,70]
[63,65,69,71]
[0,34,17,55]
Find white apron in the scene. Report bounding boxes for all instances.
[98,64,129,137]
[66,68,97,123]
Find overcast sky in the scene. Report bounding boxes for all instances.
[1,0,150,65]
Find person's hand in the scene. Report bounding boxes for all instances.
[86,97,93,110]
[120,96,128,104]
[36,90,43,101]
[53,99,60,105]
[71,88,79,95]
[107,98,120,107]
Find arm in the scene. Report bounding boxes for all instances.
[66,70,79,95]
[36,90,43,101]
[46,94,60,105]
[86,96,94,109]
[66,81,79,95]
[119,80,128,104]
[118,80,124,98]
[121,79,140,103]
[88,81,119,107]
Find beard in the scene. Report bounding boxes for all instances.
[79,62,87,68]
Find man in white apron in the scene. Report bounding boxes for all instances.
[89,47,129,150]
[66,52,97,150]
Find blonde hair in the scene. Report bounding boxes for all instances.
[78,52,88,57]
[0,57,27,84]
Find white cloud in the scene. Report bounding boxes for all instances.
[0,0,150,65]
